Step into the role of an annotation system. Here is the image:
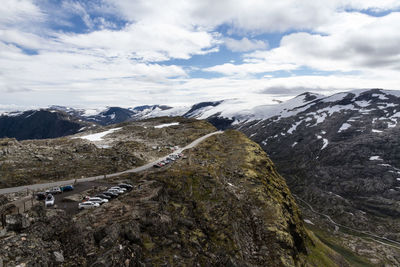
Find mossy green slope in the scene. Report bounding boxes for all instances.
[136,130,345,266]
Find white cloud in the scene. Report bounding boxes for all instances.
[0,0,43,26]
[224,37,267,52]
[207,12,400,76]
[58,23,219,62]
[1,0,400,110]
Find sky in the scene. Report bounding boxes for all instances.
[1,0,400,111]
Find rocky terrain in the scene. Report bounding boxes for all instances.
[0,117,214,188]
[236,89,400,242]
[0,130,355,266]
[3,88,400,264]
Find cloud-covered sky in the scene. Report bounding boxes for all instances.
[1,0,400,110]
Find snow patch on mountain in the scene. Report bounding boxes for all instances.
[338,123,351,133]
[287,121,302,134]
[317,135,329,150]
[154,122,180,128]
[369,156,382,161]
[75,127,122,141]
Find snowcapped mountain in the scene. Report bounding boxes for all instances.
[49,105,175,125]
[235,88,400,239]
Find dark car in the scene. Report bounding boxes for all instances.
[118,183,133,190]
[96,194,111,200]
[61,185,74,192]
[103,191,118,198]
[36,192,47,200]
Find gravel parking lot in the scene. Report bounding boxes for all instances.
[47,181,114,215]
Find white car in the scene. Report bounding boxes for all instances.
[87,197,108,204]
[109,187,126,193]
[110,186,126,192]
[107,189,123,195]
[45,194,55,207]
[79,201,100,210]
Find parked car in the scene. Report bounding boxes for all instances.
[36,192,47,200]
[87,197,108,205]
[107,189,123,195]
[78,201,100,210]
[153,163,161,168]
[110,186,126,193]
[46,187,62,194]
[118,183,133,190]
[155,162,164,167]
[95,194,111,200]
[45,194,55,207]
[103,191,118,198]
[61,185,74,192]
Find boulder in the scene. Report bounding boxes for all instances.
[5,214,30,231]
[53,251,64,263]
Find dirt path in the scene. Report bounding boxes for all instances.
[0,131,223,195]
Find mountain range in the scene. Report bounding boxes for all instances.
[2,88,400,242]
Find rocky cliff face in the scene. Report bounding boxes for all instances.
[0,129,347,266]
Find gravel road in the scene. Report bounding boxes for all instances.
[0,131,223,195]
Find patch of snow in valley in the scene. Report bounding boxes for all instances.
[317,135,328,149]
[338,122,351,133]
[154,122,180,128]
[379,164,391,167]
[76,127,122,141]
[292,142,298,147]
[304,219,314,225]
[372,129,383,133]
[369,156,382,161]
[321,139,328,150]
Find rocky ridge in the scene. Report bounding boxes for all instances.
[0,130,349,266]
